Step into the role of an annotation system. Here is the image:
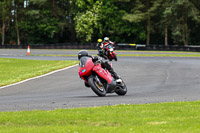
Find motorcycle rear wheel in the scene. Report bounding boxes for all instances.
[115,80,127,95]
[88,75,106,97]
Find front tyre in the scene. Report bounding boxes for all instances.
[113,53,117,61]
[115,80,127,95]
[88,75,106,97]
[107,52,112,61]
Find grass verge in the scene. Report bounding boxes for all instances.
[0,58,78,87]
[0,101,200,133]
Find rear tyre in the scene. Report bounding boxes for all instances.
[88,76,106,97]
[115,80,127,95]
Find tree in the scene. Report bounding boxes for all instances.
[167,0,200,46]
[0,0,200,46]
[160,0,171,46]
[123,0,155,45]
[18,0,60,44]
[0,0,12,46]
[74,0,103,42]
[74,0,145,43]
[13,0,26,45]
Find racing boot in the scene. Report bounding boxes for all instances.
[102,61,122,84]
[109,68,122,84]
[112,72,122,84]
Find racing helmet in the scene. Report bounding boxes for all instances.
[98,39,102,43]
[104,37,109,43]
[78,50,88,60]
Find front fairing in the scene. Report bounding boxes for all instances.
[108,46,113,52]
[78,57,94,77]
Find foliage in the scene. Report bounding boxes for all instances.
[100,0,146,43]
[0,0,200,45]
[161,0,200,45]
[74,0,103,42]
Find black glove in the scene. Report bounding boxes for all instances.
[92,56,99,62]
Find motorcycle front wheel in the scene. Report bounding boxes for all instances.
[113,53,117,61]
[88,75,106,97]
[107,52,112,61]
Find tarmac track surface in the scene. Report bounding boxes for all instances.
[0,49,200,111]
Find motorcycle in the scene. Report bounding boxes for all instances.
[78,56,127,97]
[104,44,117,61]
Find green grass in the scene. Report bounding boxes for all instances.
[0,58,78,87]
[0,101,200,133]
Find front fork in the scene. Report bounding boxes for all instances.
[94,75,101,84]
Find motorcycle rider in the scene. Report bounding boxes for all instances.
[97,39,107,59]
[78,50,122,83]
[100,37,114,56]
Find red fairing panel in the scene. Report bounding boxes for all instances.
[92,64,113,84]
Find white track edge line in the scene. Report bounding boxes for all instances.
[0,64,78,90]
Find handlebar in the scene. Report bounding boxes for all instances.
[104,43,113,48]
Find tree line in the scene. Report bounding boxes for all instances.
[0,0,200,46]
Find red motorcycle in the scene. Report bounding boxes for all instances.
[78,57,127,96]
[104,44,117,61]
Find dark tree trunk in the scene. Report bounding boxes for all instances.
[146,15,150,45]
[15,1,21,45]
[70,0,76,42]
[165,25,168,46]
[52,0,56,16]
[146,0,150,45]
[182,16,188,46]
[2,18,5,46]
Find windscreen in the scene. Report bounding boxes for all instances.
[79,57,90,68]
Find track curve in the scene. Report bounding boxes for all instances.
[0,49,200,111]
